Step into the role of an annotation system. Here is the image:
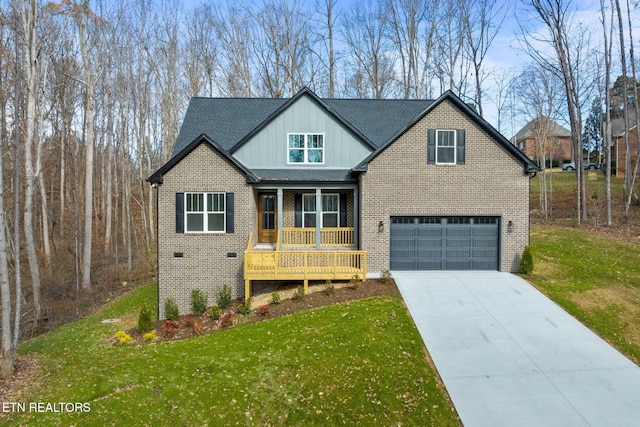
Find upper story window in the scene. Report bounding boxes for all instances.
[427,128,465,165]
[185,192,225,232]
[436,129,456,164]
[288,133,324,164]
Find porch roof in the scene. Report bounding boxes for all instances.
[251,168,358,183]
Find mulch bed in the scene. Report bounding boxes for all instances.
[128,279,401,343]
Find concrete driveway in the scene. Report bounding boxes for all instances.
[393,271,640,427]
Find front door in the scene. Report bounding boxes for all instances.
[258,192,277,243]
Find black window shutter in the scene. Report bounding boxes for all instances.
[456,129,466,165]
[339,194,347,227]
[294,194,302,227]
[176,192,184,233]
[427,129,436,164]
[226,193,234,233]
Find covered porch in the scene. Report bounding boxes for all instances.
[245,183,365,301]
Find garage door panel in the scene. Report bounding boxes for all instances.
[390,216,499,271]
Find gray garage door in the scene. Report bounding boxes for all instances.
[390,216,499,270]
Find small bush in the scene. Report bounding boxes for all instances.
[219,312,234,328]
[292,285,306,302]
[520,246,534,275]
[114,330,132,346]
[162,320,179,337]
[192,322,202,335]
[324,280,335,296]
[210,305,221,320]
[238,298,251,315]
[218,284,232,309]
[137,305,154,333]
[271,292,281,305]
[191,289,208,315]
[350,274,362,289]
[143,331,156,343]
[165,298,179,321]
[381,269,393,285]
[258,305,270,316]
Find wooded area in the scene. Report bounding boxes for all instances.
[0,0,638,377]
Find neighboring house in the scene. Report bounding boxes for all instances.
[611,110,639,177]
[148,88,539,318]
[512,117,572,163]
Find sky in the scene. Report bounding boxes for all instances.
[180,0,639,138]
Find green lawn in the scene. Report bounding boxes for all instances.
[528,225,640,363]
[10,285,459,426]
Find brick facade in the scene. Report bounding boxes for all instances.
[156,143,256,318]
[360,100,530,273]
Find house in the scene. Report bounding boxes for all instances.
[148,88,539,318]
[611,110,639,177]
[512,117,572,163]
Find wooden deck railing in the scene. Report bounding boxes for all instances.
[244,232,366,301]
[281,227,354,247]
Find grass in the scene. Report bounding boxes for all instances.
[10,285,459,426]
[528,225,640,363]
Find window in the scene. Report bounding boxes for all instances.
[436,130,456,164]
[185,192,225,232]
[302,194,339,227]
[288,133,324,164]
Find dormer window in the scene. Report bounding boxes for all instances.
[288,133,324,164]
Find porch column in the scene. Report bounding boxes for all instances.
[315,188,322,249]
[353,188,359,249]
[277,188,283,247]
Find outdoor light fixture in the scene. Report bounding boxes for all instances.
[378,220,384,233]
[507,220,514,233]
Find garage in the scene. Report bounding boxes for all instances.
[390,216,499,270]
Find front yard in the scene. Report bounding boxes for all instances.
[6,284,460,426]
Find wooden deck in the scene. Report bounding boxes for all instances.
[244,233,366,300]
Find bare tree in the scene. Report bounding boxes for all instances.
[599,0,614,226]
[461,0,507,116]
[522,0,593,222]
[342,0,396,98]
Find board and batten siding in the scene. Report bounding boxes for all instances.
[233,95,373,169]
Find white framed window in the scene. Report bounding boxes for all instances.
[288,133,324,164]
[302,193,339,227]
[185,192,225,233]
[436,129,456,164]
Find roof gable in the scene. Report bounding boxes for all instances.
[354,90,539,174]
[148,134,258,184]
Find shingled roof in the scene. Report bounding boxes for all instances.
[512,117,571,142]
[171,93,433,158]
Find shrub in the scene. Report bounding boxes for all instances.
[165,298,179,321]
[238,298,251,315]
[143,331,156,343]
[323,279,335,296]
[381,269,393,285]
[162,320,179,337]
[192,322,202,335]
[271,292,281,305]
[350,274,362,289]
[191,289,208,315]
[210,305,221,320]
[137,305,154,333]
[258,305,270,316]
[292,285,306,302]
[219,312,234,328]
[114,330,132,346]
[520,246,534,275]
[218,284,232,309]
